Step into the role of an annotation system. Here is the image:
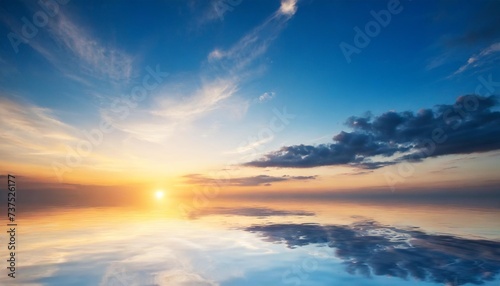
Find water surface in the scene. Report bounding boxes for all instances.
[2,199,499,286]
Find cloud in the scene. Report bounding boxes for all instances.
[207,0,298,74]
[183,174,316,186]
[99,77,243,144]
[0,98,146,178]
[199,0,240,24]
[279,0,298,16]
[447,1,500,46]
[246,220,500,285]
[0,97,78,160]
[244,95,500,169]
[17,11,133,82]
[229,137,274,154]
[208,48,225,61]
[53,15,133,81]
[244,132,407,169]
[104,1,298,143]
[428,1,500,74]
[258,91,276,103]
[152,78,238,120]
[452,42,500,76]
[425,54,450,71]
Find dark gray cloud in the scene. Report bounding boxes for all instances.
[246,220,500,285]
[244,95,500,169]
[447,1,500,46]
[183,174,316,186]
[188,207,314,219]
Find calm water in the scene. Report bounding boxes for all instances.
[2,199,499,286]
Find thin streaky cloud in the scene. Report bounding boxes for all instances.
[105,2,299,143]
[12,10,134,83]
[54,15,133,81]
[0,98,142,175]
[100,78,241,144]
[207,0,299,74]
[152,78,239,119]
[452,42,500,76]
[0,97,78,159]
[224,136,275,155]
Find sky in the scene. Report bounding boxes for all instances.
[0,0,499,202]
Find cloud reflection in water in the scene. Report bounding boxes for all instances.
[246,220,500,285]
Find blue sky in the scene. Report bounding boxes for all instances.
[0,0,499,195]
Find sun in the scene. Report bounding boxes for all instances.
[155,190,165,199]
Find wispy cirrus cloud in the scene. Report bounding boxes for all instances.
[106,1,299,143]
[0,97,78,160]
[207,0,299,73]
[152,78,239,120]
[52,15,133,81]
[424,1,499,73]
[100,78,243,143]
[452,42,500,76]
[0,97,143,177]
[227,137,274,155]
[200,0,297,25]
[198,0,240,24]
[9,9,133,83]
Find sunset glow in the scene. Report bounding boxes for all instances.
[0,0,499,285]
[155,190,165,200]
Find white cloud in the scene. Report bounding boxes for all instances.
[208,49,225,62]
[152,78,239,119]
[109,2,299,144]
[452,42,500,76]
[231,136,274,154]
[207,0,299,73]
[54,15,133,81]
[425,54,450,71]
[0,97,78,160]
[100,77,241,143]
[0,97,138,176]
[258,91,275,102]
[279,0,298,16]
[200,0,234,24]
[22,13,133,83]
[481,42,500,56]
